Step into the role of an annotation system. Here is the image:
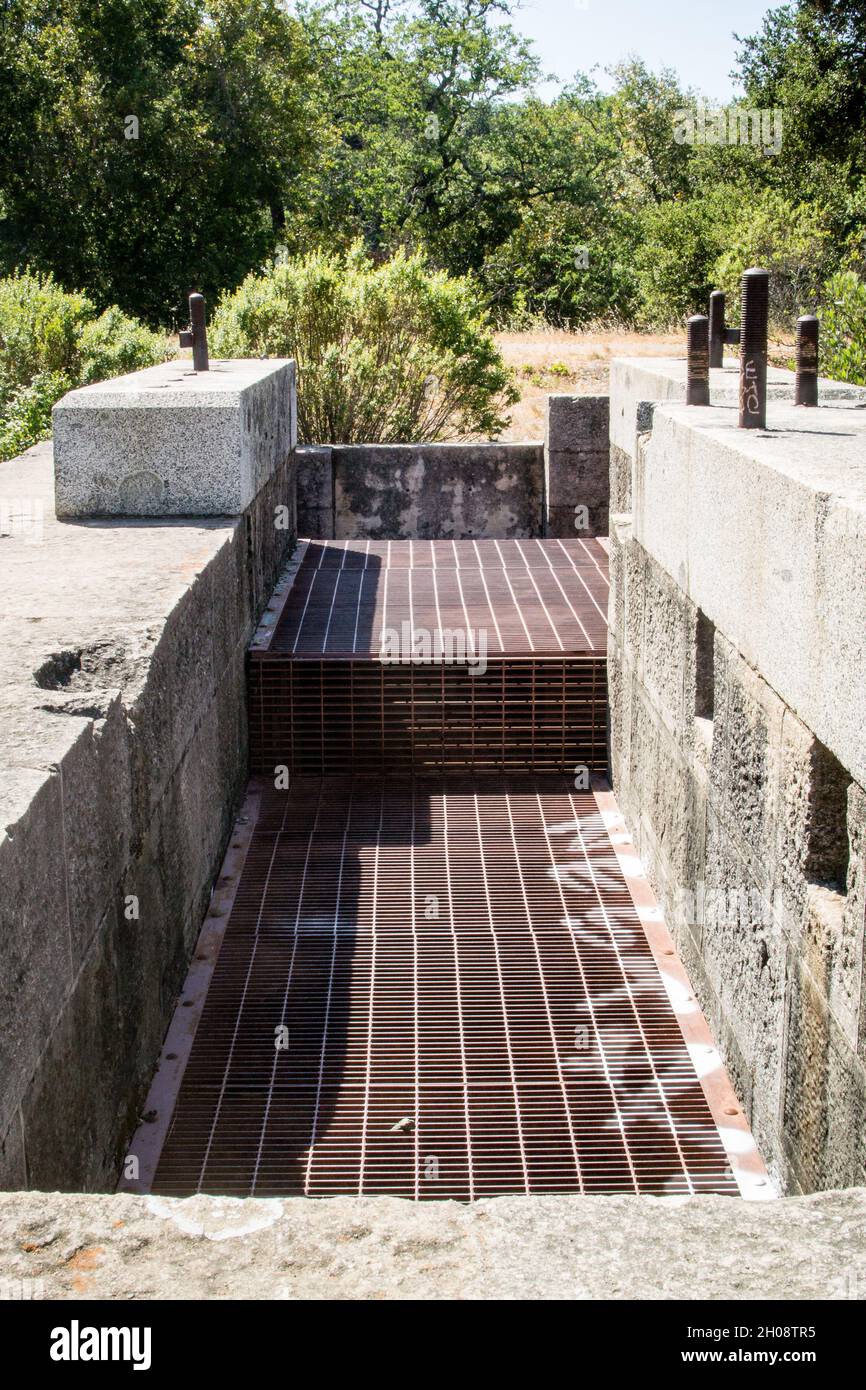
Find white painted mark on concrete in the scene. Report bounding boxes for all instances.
[146,1195,283,1241]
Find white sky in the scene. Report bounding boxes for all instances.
[511,0,778,102]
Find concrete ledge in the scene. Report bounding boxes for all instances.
[634,400,866,789]
[610,356,866,461]
[1,1188,864,1299]
[53,359,296,517]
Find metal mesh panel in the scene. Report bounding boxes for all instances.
[249,537,609,778]
[152,778,739,1200]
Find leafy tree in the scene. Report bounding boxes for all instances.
[0,0,320,323]
[632,189,736,326]
[736,0,866,194]
[712,189,832,328]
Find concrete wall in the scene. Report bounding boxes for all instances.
[0,439,296,1192]
[608,378,866,1193]
[544,394,609,537]
[296,397,611,540]
[609,356,866,513]
[298,442,543,539]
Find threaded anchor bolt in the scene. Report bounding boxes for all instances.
[686,315,710,405]
[738,268,769,429]
[709,291,725,369]
[795,314,819,407]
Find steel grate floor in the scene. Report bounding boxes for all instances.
[269,537,609,656]
[149,778,742,1200]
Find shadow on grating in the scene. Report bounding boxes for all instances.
[152,777,739,1200]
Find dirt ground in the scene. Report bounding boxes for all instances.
[494,329,681,440]
[495,327,796,440]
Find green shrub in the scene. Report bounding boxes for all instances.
[820,272,866,385]
[0,271,171,460]
[78,306,171,385]
[209,245,517,442]
[479,201,640,331]
[0,273,92,396]
[712,190,832,331]
[634,190,734,328]
[0,371,72,460]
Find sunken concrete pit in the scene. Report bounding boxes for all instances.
[2,352,866,1301]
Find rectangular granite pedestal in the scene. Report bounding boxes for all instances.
[53,358,297,517]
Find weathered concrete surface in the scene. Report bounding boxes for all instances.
[296,445,333,538]
[295,442,545,539]
[634,400,866,792]
[608,383,866,1193]
[0,439,296,1191]
[334,443,543,539]
[609,356,866,462]
[53,359,296,517]
[544,394,609,537]
[1,1188,864,1300]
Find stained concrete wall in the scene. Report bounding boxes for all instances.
[608,378,866,1193]
[544,394,609,537]
[295,397,611,540]
[0,438,296,1192]
[298,442,543,539]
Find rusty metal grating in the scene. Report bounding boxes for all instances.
[248,538,609,778]
[268,537,609,657]
[249,656,606,776]
[151,778,740,1200]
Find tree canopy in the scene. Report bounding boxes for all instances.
[0,0,864,331]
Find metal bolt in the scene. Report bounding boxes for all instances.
[709,291,725,369]
[738,267,769,429]
[179,291,209,371]
[686,315,710,405]
[795,314,819,407]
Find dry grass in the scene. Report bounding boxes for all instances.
[494,326,798,440]
[494,328,682,440]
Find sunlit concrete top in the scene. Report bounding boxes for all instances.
[610,355,866,459]
[53,357,296,517]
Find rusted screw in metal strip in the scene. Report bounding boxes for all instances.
[795,314,819,407]
[709,291,725,369]
[686,315,710,405]
[738,267,769,429]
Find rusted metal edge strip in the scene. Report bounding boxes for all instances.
[248,540,310,655]
[116,780,264,1195]
[251,650,608,663]
[592,780,775,1201]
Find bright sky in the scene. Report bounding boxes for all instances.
[512,0,778,102]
